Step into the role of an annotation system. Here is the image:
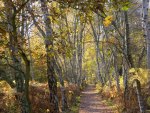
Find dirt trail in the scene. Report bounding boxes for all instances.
[79,85,115,113]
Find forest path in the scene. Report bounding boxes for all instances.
[79,85,115,113]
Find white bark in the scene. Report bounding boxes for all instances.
[133,79,145,113]
[142,0,150,68]
[90,21,104,85]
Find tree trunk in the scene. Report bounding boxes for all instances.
[55,58,68,111]
[4,1,31,112]
[77,23,85,86]
[142,0,150,68]
[90,21,104,85]
[40,0,59,112]
[142,0,150,86]
[133,79,145,113]
[112,51,120,92]
[124,11,134,68]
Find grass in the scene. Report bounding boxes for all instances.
[64,96,81,113]
[102,99,114,106]
[101,98,119,111]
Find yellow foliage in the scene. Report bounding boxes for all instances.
[102,37,118,47]
[64,80,69,87]
[103,15,113,27]
[0,81,17,96]
[96,83,102,92]
[129,68,149,86]
[0,1,4,8]
[0,46,5,53]
[30,36,46,65]
[147,96,150,106]
[108,37,118,44]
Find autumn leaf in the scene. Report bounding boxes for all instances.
[103,15,113,27]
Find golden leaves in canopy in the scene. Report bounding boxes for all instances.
[103,15,113,27]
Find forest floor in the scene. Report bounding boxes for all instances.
[79,85,116,113]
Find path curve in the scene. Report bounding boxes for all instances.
[79,85,115,113]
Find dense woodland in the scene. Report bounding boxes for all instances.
[0,0,150,113]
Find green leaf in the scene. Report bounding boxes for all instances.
[121,6,129,11]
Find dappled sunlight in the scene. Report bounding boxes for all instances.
[0,0,150,112]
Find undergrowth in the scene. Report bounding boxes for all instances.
[64,96,81,113]
[96,68,150,113]
[0,81,81,113]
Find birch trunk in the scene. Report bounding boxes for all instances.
[142,0,150,86]
[54,58,68,111]
[77,23,85,86]
[133,79,145,113]
[112,51,120,92]
[90,21,104,85]
[124,11,134,68]
[40,0,59,112]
